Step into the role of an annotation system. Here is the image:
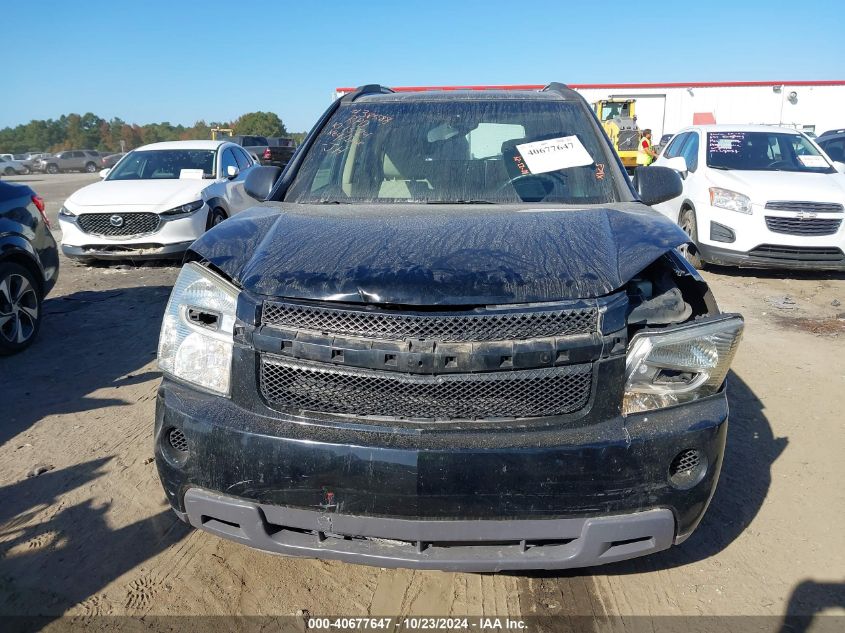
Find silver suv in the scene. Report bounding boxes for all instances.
[37,150,101,174]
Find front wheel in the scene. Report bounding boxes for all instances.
[0,262,43,355]
[205,208,227,230]
[678,209,704,269]
[84,162,97,173]
[3,167,14,176]
[46,164,59,174]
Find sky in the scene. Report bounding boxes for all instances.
[4,0,844,132]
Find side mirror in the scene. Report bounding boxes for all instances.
[833,161,845,174]
[636,166,683,206]
[99,168,110,179]
[663,156,688,178]
[244,165,283,200]
[226,165,239,179]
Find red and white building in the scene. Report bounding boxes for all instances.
[336,81,845,140]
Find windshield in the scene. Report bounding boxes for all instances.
[707,131,833,173]
[107,149,216,180]
[285,99,625,205]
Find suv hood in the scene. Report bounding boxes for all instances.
[67,179,209,209]
[710,169,845,204]
[192,203,687,305]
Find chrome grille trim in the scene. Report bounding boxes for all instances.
[764,201,844,213]
[76,212,161,237]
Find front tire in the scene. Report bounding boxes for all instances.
[0,262,43,355]
[3,167,14,176]
[205,207,227,230]
[678,208,704,269]
[84,162,97,173]
[46,164,59,174]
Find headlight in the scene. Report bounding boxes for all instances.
[158,262,239,396]
[623,316,743,415]
[709,187,751,214]
[59,206,76,217]
[160,199,204,217]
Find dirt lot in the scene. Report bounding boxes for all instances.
[1,173,843,630]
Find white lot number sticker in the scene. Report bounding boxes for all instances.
[516,136,594,174]
[798,155,829,168]
[179,168,205,180]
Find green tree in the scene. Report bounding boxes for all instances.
[233,111,287,138]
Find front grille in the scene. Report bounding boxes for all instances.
[764,201,844,213]
[76,212,161,237]
[260,356,592,420]
[261,301,598,342]
[765,216,842,236]
[749,244,845,261]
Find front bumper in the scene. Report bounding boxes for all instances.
[697,242,845,270]
[181,488,675,572]
[62,241,193,261]
[59,206,210,260]
[155,378,729,571]
[696,203,845,270]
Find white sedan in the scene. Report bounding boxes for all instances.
[651,124,845,270]
[58,140,258,262]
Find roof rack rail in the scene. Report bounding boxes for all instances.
[345,84,395,102]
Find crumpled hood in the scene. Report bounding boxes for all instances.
[67,179,209,209]
[709,169,845,205]
[191,202,688,305]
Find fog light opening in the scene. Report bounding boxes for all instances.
[162,427,190,466]
[668,448,707,489]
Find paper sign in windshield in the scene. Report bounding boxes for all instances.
[179,169,205,180]
[798,155,829,168]
[516,136,593,174]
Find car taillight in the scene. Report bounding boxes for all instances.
[263,148,271,159]
[31,195,51,229]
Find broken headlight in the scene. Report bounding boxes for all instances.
[623,316,743,415]
[158,262,239,396]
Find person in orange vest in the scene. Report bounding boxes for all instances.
[637,128,658,166]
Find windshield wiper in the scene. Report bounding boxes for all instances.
[423,200,496,204]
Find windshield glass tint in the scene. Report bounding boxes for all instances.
[707,131,833,172]
[107,150,215,180]
[286,99,624,204]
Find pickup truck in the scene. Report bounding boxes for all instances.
[154,83,743,572]
[224,134,296,168]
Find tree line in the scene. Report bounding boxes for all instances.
[0,111,304,154]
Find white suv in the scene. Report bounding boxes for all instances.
[58,140,257,262]
[651,124,845,270]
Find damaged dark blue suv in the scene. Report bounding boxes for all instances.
[154,84,743,571]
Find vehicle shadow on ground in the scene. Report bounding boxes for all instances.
[0,285,172,447]
[520,371,787,578]
[778,580,845,631]
[0,457,191,619]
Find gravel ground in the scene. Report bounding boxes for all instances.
[0,173,843,630]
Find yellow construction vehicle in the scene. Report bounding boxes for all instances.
[593,99,639,172]
[210,127,234,140]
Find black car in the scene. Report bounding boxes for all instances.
[817,131,845,163]
[154,84,744,571]
[0,181,59,354]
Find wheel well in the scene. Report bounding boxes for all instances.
[678,200,696,223]
[0,251,44,296]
